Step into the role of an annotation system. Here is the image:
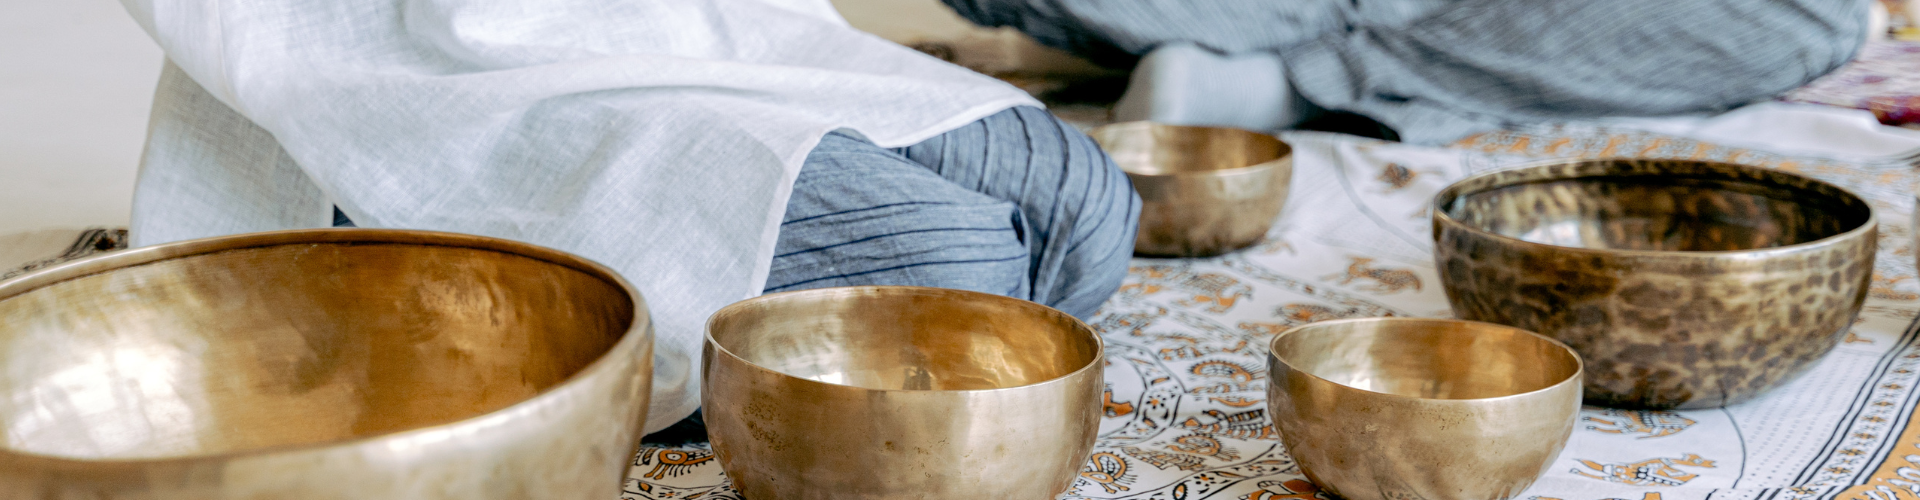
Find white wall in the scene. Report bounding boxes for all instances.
[0,0,161,234]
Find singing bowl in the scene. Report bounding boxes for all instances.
[1433,159,1876,409]
[1268,318,1583,500]
[0,229,653,499]
[1087,121,1293,257]
[703,286,1102,500]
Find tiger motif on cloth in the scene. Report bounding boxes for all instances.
[1571,454,1716,486]
[1322,257,1422,294]
[1584,409,1697,439]
[1122,265,1254,313]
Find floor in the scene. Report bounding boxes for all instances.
[0,228,84,274]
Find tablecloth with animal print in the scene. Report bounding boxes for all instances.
[622,123,1920,500]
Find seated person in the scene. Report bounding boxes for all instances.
[120,0,1139,434]
[942,0,1872,143]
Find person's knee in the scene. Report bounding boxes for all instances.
[809,109,1139,318]
[1044,142,1139,319]
[766,197,1032,296]
[769,134,1033,296]
[997,107,1140,318]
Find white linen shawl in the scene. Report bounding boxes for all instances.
[119,0,1039,432]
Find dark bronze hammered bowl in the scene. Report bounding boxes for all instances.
[1432,159,1877,409]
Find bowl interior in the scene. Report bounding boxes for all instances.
[0,241,633,460]
[1272,319,1579,400]
[709,287,1099,391]
[1088,122,1290,176]
[1440,162,1871,252]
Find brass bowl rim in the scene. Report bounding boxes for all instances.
[1119,155,1292,179]
[0,228,653,466]
[1430,158,1879,258]
[1086,121,1294,178]
[1267,317,1585,403]
[704,285,1105,394]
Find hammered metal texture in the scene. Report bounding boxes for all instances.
[1433,159,1877,409]
[1268,318,1583,500]
[1088,121,1293,258]
[703,286,1102,500]
[0,229,653,499]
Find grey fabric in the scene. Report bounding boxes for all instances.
[943,0,1869,144]
[769,106,1140,319]
[942,0,1455,65]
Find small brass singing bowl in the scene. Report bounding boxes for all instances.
[0,229,653,499]
[703,286,1103,500]
[1433,159,1876,409]
[1268,318,1583,500]
[1087,121,1293,257]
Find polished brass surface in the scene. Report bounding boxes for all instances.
[1433,159,1877,409]
[1268,318,1583,500]
[1087,121,1293,257]
[0,229,653,499]
[703,286,1102,500]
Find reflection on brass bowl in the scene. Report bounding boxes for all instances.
[0,229,653,499]
[703,286,1102,500]
[1268,318,1583,500]
[1088,121,1292,257]
[1433,159,1876,409]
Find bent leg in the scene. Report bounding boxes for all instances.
[938,0,1455,65]
[891,106,1140,319]
[1283,0,1870,143]
[767,132,1032,299]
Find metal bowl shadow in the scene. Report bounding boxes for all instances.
[703,286,1102,500]
[1267,318,1583,500]
[1432,159,1877,409]
[1087,121,1293,257]
[0,229,653,499]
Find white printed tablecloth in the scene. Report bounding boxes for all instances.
[625,119,1920,500]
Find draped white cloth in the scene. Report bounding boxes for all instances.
[118,0,1039,432]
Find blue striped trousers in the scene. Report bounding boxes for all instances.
[765,106,1140,319]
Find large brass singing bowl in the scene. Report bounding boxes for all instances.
[1268,318,1583,500]
[0,229,653,499]
[703,286,1102,500]
[1088,121,1293,257]
[1433,159,1876,409]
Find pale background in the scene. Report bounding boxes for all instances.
[0,0,160,235]
[0,0,1090,237]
